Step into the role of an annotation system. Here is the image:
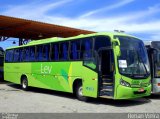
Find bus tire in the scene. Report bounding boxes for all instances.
[76,82,88,101]
[21,77,28,91]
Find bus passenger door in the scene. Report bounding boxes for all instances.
[98,49,115,98]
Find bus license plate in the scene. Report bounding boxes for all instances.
[138,88,144,92]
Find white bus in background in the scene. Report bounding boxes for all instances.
[144,41,160,93]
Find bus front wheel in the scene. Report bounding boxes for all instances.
[21,77,28,90]
[76,82,88,101]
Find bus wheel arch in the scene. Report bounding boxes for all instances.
[73,78,88,101]
[20,75,28,90]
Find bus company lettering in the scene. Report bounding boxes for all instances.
[41,64,52,74]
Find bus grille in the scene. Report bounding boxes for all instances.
[131,83,149,88]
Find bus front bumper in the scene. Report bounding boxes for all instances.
[115,84,151,99]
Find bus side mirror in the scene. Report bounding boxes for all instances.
[115,46,121,56]
[112,38,121,56]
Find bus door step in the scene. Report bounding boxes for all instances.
[102,85,113,89]
[100,89,113,97]
[102,78,113,83]
[99,96,113,99]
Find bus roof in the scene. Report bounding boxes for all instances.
[6,32,134,50]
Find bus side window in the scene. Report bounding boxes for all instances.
[94,36,111,51]
[36,45,43,61]
[51,43,59,61]
[81,38,93,59]
[19,48,23,62]
[70,40,80,60]
[60,42,69,60]
[13,49,19,62]
[23,47,30,62]
[82,38,98,70]
[5,50,14,62]
[30,46,35,61]
[43,44,50,61]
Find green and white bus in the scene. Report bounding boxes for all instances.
[4,32,151,101]
[144,41,160,93]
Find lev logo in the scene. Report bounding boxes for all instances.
[86,87,94,91]
[41,64,52,74]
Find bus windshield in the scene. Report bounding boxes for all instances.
[117,36,150,78]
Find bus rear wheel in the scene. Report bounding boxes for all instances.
[21,77,28,90]
[76,82,88,101]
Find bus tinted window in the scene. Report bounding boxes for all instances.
[70,40,80,60]
[13,49,19,62]
[19,48,23,62]
[51,43,59,61]
[36,45,43,61]
[5,50,14,62]
[94,36,111,51]
[23,47,30,61]
[81,38,93,59]
[60,42,69,60]
[43,44,50,61]
[30,46,35,61]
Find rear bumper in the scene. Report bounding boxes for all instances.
[115,84,151,99]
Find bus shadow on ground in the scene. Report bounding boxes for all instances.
[0,80,9,84]
[89,98,151,107]
[145,94,160,100]
[7,83,76,99]
[7,83,151,107]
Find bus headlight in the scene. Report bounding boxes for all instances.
[120,79,131,87]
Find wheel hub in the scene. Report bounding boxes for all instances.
[78,86,83,96]
[22,80,27,89]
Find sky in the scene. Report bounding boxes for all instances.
[0,0,160,49]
